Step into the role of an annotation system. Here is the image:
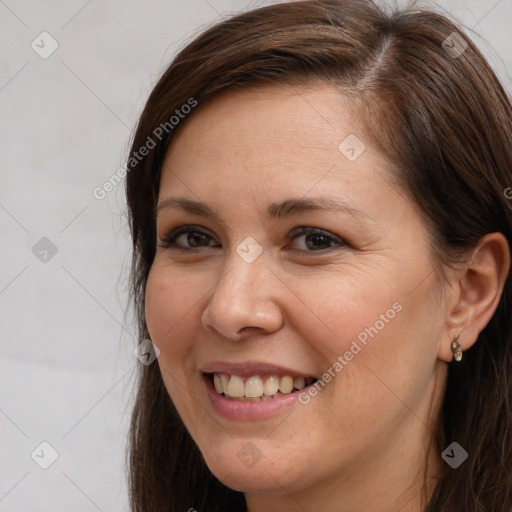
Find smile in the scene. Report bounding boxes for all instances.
[207,372,317,401]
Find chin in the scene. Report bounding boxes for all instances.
[199,440,310,494]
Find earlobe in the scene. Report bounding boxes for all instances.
[438,232,510,363]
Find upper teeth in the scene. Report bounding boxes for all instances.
[213,373,312,399]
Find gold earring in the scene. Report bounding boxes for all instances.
[451,335,463,362]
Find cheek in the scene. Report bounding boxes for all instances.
[298,269,435,419]
[145,264,199,344]
[144,265,200,415]
[145,268,170,344]
[299,271,402,360]
[144,265,199,395]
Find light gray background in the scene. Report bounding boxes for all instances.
[1,1,510,511]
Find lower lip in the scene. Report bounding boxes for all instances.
[203,374,303,421]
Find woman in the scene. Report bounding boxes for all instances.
[125,1,512,510]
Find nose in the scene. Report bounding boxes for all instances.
[200,250,283,341]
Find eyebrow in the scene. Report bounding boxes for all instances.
[156,196,372,222]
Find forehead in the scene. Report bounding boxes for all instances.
[160,84,379,188]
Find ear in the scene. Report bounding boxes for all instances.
[438,232,510,362]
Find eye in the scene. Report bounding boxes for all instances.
[286,227,347,252]
[158,225,347,253]
[158,225,218,250]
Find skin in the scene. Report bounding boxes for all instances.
[145,84,510,512]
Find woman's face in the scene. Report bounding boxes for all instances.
[145,84,448,504]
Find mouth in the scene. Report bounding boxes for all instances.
[201,362,321,420]
[204,372,319,402]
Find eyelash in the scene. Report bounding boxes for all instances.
[158,225,347,253]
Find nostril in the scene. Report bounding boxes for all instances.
[238,326,259,335]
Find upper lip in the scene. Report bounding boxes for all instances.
[201,361,317,379]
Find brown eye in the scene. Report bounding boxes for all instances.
[159,226,218,250]
[287,227,347,252]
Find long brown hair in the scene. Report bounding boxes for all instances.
[125,1,512,510]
